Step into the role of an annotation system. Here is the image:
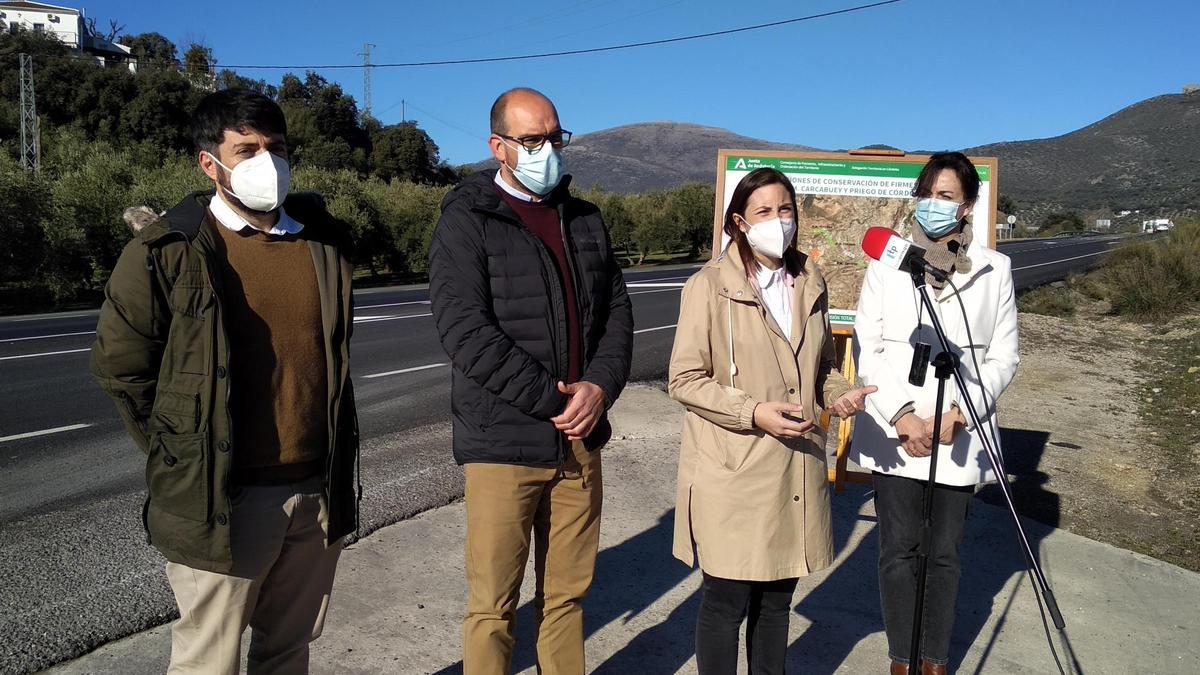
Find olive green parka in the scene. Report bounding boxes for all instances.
[90,190,359,574]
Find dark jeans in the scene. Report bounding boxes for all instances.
[695,572,799,675]
[873,472,974,666]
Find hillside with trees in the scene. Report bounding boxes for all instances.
[1,28,715,312]
[965,90,1200,213]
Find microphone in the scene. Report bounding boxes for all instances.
[860,227,949,282]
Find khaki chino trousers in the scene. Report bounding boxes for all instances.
[164,476,342,675]
[463,441,603,675]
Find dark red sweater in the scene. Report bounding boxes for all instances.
[496,185,581,383]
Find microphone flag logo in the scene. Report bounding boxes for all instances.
[881,239,910,269]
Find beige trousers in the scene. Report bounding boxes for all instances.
[462,441,603,675]
[164,477,343,675]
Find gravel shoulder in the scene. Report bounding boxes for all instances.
[983,300,1200,572]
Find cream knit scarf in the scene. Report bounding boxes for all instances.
[911,220,973,291]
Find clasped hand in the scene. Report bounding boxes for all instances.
[551,381,606,441]
[895,408,964,458]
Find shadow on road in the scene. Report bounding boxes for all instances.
[432,427,1085,674]
[786,427,1078,673]
[430,511,695,675]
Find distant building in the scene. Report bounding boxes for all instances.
[1095,218,1112,230]
[0,1,135,71]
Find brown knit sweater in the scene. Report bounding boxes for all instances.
[212,215,328,484]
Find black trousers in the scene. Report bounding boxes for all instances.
[873,472,974,666]
[695,572,800,675]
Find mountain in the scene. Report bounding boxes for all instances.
[475,91,1200,212]
[964,90,1200,212]
[476,122,816,193]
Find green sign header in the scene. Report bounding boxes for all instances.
[726,156,991,182]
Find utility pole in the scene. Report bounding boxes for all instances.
[19,53,41,172]
[358,43,376,121]
[401,99,405,123]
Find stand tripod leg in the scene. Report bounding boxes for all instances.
[909,276,1067,633]
[908,351,956,669]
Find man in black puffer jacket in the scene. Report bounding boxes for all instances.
[428,87,633,675]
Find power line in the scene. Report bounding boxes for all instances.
[217,1,903,70]
[374,97,487,141]
[402,101,489,141]
[2,1,903,73]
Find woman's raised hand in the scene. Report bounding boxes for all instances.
[753,402,815,439]
[829,385,878,419]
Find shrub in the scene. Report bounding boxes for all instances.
[377,180,448,277]
[291,167,448,280]
[1101,222,1200,321]
[0,153,53,284]
[1018,283,1075,317]
[1067,271,1107,301]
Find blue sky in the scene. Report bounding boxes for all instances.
[80,0,1199,165]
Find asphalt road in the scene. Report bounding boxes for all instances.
[0,235,1133,673]
[1001,233,1131,288]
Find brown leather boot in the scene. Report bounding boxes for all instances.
[890,661,909,675]
[920,661,947,675]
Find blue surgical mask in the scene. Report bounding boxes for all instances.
[914,198,963,238]
[503,140,564,196]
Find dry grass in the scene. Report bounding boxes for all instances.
[1099,222,1200,320]
[1017,283,1076,317]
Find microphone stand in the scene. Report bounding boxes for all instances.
[907,344,957,669]
[904,267,1065,671]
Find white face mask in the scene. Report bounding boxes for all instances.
[743,217,797,261]
[206,150,291,212]
[503,140,564,196]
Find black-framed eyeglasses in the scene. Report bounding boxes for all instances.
[498,129,572,152]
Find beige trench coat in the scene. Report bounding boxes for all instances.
[668,243,852,581]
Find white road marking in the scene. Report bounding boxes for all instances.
[356,300,431,310]
[7,311,98,323]
[0,348,91,361]
[353,313,433,324]
[627,275,693,283]
[1012,248,1118,271]
[362,362,448,380]
[635,324,677,335]
[0,423,92,444]
[629,288,685,296]
[0,330,96,344]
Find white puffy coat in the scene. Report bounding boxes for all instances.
[849,242,1019,486]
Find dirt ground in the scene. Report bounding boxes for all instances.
[978,298,1200,572]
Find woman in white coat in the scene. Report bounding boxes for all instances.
[849,152,1019,675]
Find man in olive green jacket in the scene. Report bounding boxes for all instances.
[90,89,358,674]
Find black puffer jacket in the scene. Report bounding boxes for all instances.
[428,170,634,466]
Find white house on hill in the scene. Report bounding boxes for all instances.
[0,1,135,71]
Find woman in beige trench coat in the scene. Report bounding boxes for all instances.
[668,168,877,675]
